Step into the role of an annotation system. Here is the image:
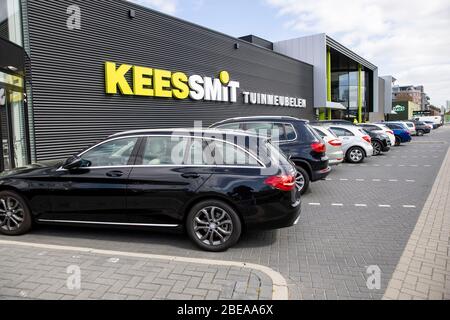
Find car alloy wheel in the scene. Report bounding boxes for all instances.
[349,148,364,163]
[193,206,233,247]
[372,141,382,156]
[0,196,25,232]
[295,171,306,192]
[417,130,424,136]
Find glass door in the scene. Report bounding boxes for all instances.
[0,84,10,171]
[0,83,28,172]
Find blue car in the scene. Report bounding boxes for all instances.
[383,123,412,146]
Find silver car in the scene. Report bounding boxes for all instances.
[312,126,344,165]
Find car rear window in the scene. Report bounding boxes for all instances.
[303,124,321,142]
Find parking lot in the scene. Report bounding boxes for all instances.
[0,126,449,300]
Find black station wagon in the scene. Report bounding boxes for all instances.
[0,129,301,251]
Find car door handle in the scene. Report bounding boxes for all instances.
[181,173,200,179]
[106,170,124,178]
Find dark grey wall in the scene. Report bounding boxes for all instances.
[26,0,314,161]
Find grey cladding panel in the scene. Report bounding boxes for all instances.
[26,0,313,160]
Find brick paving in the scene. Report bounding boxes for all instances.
[0,126,449,300]
[0,244,273,300]
[383,147,450,300]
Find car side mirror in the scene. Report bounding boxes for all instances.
[63,156,83,170]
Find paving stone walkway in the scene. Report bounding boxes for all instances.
[383,147,450,300]
[0,244,273,300]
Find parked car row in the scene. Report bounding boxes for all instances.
[0,115,434,252]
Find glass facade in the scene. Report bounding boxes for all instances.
[329,48,373,122]
[0,0,23,46]
[0,0,29,171]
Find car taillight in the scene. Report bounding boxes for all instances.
[311,142,326,153]
[264,175,296,191]
[362,135,371,144]
[328,139,342,147]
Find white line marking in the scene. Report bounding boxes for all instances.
[389,179,398,182]
[356,179,365,182]
[379,205,391,208]
[424,165,432,167]
[355,204,367,207]
[339,179,348,181]
[0,240,289,300]
[403,205,417,208]
[406,180,415,182]
[332,203,344,206]
[308,203,321,206]
[372,179,381,182]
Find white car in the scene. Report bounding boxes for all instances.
[325,125,374,163]
[358,123,396,146]
[402,122,417,136]
[414,116,442,127]
[312,126,344,165]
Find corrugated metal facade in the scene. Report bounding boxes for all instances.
[25,0,314,161]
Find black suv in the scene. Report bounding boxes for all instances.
[211,116,331,194]
[358,127,391,156]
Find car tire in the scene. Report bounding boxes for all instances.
[346,147,365,163]
[417,130,424,137]
[395,136,402,146]
[294,166,310,195]
[0,191,33,236]
[372,141,382,156]
[186,200,242,252]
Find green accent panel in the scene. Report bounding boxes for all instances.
[319,108,326,120]
[357,64,363,123]
[327,49,332,102]
[327,108,332,120]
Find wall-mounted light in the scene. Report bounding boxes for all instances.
[234,43,240,50]
[129,9,136,18]
[7,66,18,72]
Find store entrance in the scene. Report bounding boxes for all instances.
[0,81,28,172]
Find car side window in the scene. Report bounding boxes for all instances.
[141,136,189,166]
[216,123,241,131]
[243,122,287,142]
[284,124,296,141]
[81,137,139,167]
[387,124,400,130]
[363,125,378,131]
[204,139,259,167]
[314,128,326,138]
[330,127,354,137]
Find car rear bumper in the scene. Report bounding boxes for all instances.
[328,151,344,165]
[311,166,332,181]
[246,201,302,230]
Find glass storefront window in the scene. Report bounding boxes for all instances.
[0,0,23,47]
[0,71,28,171]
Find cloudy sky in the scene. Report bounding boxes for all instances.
[129,0,450,107]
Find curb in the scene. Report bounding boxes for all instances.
[0,239,289,300]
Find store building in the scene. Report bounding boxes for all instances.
[375,75,396,122]
[273,34,379,123]
[0,0,314,170]
[393,85,430,111]
[388,101,421,121]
